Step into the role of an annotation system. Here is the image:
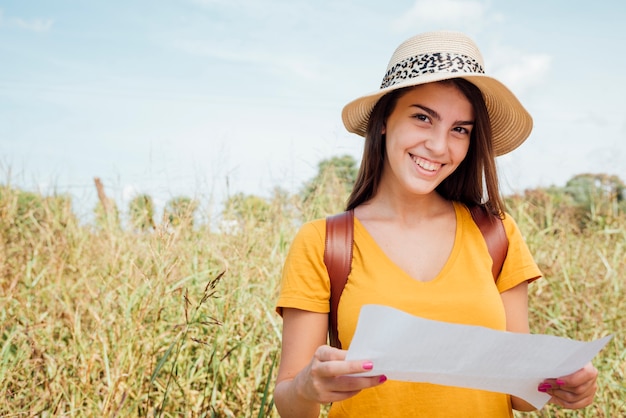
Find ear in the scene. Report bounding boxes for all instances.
[381,124,386,135]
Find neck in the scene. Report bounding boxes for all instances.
[357,188,453,225]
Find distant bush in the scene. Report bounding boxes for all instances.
[129,193,156,231]
[163,196,199,228]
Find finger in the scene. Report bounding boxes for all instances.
[549,389,596,410]
[311,359,379,381]
[312,346,378,378]
[314,345,348,362]
[324,375,388,403]
[539,379,596,399]
[538,363,598,392]
[332,374,387,391]
[557,363,598,388]
[544,377,598,410]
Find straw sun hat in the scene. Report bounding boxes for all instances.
[341,31,533,156]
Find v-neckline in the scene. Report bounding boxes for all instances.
[353,202,464,284]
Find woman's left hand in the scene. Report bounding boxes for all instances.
[538,362,598,409]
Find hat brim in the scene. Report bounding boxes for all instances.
[341,74,533,156]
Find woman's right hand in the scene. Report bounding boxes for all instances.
[274,308,386,417]
[292,344,387,404]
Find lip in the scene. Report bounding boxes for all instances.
[410,154,443,173]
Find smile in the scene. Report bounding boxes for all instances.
[411,155,442,172]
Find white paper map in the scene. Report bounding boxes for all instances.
[345,304,612,409]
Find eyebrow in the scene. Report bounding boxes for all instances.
[410,104,474,126]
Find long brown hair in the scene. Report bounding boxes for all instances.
[346,78,505,216]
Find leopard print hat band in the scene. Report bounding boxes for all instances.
[341,31,533,156]
[380,52,484,90]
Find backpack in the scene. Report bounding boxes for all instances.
[324,205,508,349]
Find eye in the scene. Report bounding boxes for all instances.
[453,126,471,135]
[412,113,431,123]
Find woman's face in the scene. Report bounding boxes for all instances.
[381,82,473,197]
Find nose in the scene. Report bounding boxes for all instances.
[424,127,448,155]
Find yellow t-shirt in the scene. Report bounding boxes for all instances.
[277,202,542,417]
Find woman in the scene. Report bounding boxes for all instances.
[274,31,598,417]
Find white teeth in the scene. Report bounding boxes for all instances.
[412,156,441,172]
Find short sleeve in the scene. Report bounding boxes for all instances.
[496,213,543,293]
[276,219,331,316]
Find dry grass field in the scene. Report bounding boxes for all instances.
[0,181,624,417]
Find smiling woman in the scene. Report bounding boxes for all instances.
[378,82,474,200]
[273,30,600,417]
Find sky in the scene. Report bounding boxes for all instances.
[2,0,626,220]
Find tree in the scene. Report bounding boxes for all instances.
[300,155,358,219]
[128,194,156,231]
[1,186,75,242]
[163,196,199,228]
[222,193,271,226]
[504,186,578,233]
[564,173,625,224]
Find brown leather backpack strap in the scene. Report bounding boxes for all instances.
[324,210,354,349]
[469,205,509,282]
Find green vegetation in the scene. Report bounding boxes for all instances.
[129,194,156,231]
[1,159,624,417]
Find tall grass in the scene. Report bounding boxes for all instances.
[508,195,626,417]
[0,183,624,417]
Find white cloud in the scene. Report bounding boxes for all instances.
[188,0,302,20]
[11,17,54,32]
[273,54,323,81]
[0,9,54,32]
[169,39,257,61]
[393,0,488,31]
[491,52,552,94]
[169,39,323,81]
[188,0,243,7]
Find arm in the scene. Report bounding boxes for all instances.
[501,281,598,411]
[274,308,386,418]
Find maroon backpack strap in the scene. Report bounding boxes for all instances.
[324,210,354,349]
[469,205,509,281]
[323,206,507,349]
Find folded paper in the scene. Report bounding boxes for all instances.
[345,304,612,409]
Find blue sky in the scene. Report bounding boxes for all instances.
[2,0,625,219]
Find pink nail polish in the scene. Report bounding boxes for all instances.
[362,361,374,370]
[379,375,387,383]
[556,379,565,386]
[538,382,552,391]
